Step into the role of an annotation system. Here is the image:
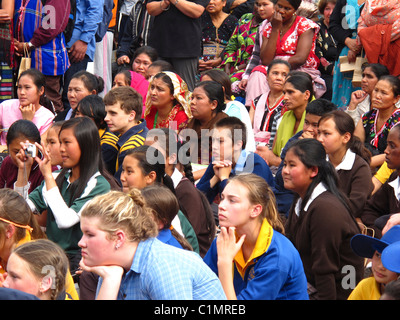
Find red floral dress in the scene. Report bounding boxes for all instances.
[262,15,320,69]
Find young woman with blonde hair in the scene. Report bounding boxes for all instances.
[203,173,308,300]
[78,189,226,300]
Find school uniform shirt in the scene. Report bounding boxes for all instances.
[197,150,275,204]
[347,276,381,300]
[157,228,183,249]
[99,127,118,175]
[28,170,111,255]
[334,149,373,218]
[204,219,309,300]
[97,237,226,300]
[361,171,400,238]
[285,183,364,300]
[114,120,148,181]
[172,168,213,257]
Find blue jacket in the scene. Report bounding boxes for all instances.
[203,223,309,300]
[197,150,274,204]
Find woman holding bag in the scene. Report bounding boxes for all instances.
[13,0,70,113]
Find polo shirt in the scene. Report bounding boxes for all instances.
[97,237,226,300]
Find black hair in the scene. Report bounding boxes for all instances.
[378,75,400,97]
[6,120,41,146]
[55,117,119,205]
[361,63,390,79]
[132,46,158,63]
[319,110,371,164]
[287,0,302,10]
[215,116,247,150]
[115,69,132,86]
[126,145,176,194]
[148,60,174,73]
[194,80,226,113]
[75,95,107,130]
[285,71,314,102]
[306,98,337,116]
[201,69,233,100]
[381,279,400,300]
[18,68,54,114]
[267,59,291,75]
[286,139,351,212]
[70,70,104,94]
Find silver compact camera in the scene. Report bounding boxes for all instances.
[25,143,37,157]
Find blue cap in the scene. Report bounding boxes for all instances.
[382,241,400,273]
[350,225,400,258]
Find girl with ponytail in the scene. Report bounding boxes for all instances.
[78,189,226,300]
[283,138,364,300]
[203,173,309,300]
[317,110,374,219]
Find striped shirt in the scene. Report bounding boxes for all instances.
[114,120,148,181]
[96,237,227,300]
[14,0,70,76]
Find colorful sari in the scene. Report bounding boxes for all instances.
[144,72,192,132]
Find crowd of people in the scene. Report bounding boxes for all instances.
[0,0,400,301]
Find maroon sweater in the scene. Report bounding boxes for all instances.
[0,156,44,193]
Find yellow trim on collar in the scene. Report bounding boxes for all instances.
[233,219,273,278]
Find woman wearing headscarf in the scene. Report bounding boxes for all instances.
[144,71,192,133]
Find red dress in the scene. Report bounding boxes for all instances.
[145,105,189,132]
[262,15,320,69]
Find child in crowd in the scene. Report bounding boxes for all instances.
[78,189,227,300]
[204,174,309,300]
[361,123,400,237]
[141,184,193,250]
[0,120,44,195]
[0,188,78,300]
[272,98,337,216]
[0,69,54,145]
[45,121,64,168]
[349,225,400,300]
[317,111,373,220]
[120,145,199,254]
[112,69,149,118]
[3,239,70,300]
[74,95,119,175]
[145,60,174,80]
[145,128,216,257]
[284,139,364,300]
[103,86,148,182]
[15,117,113,276]
[197,116,274,204]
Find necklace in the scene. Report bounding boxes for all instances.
[280,15,296,37]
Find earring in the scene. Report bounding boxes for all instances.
[115,243,120,250]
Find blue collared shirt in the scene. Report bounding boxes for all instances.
[96,238,227,300]
[67,0,104,61]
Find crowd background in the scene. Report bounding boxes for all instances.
[0,0,400,301]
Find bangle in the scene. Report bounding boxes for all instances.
[160,0,170,11]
